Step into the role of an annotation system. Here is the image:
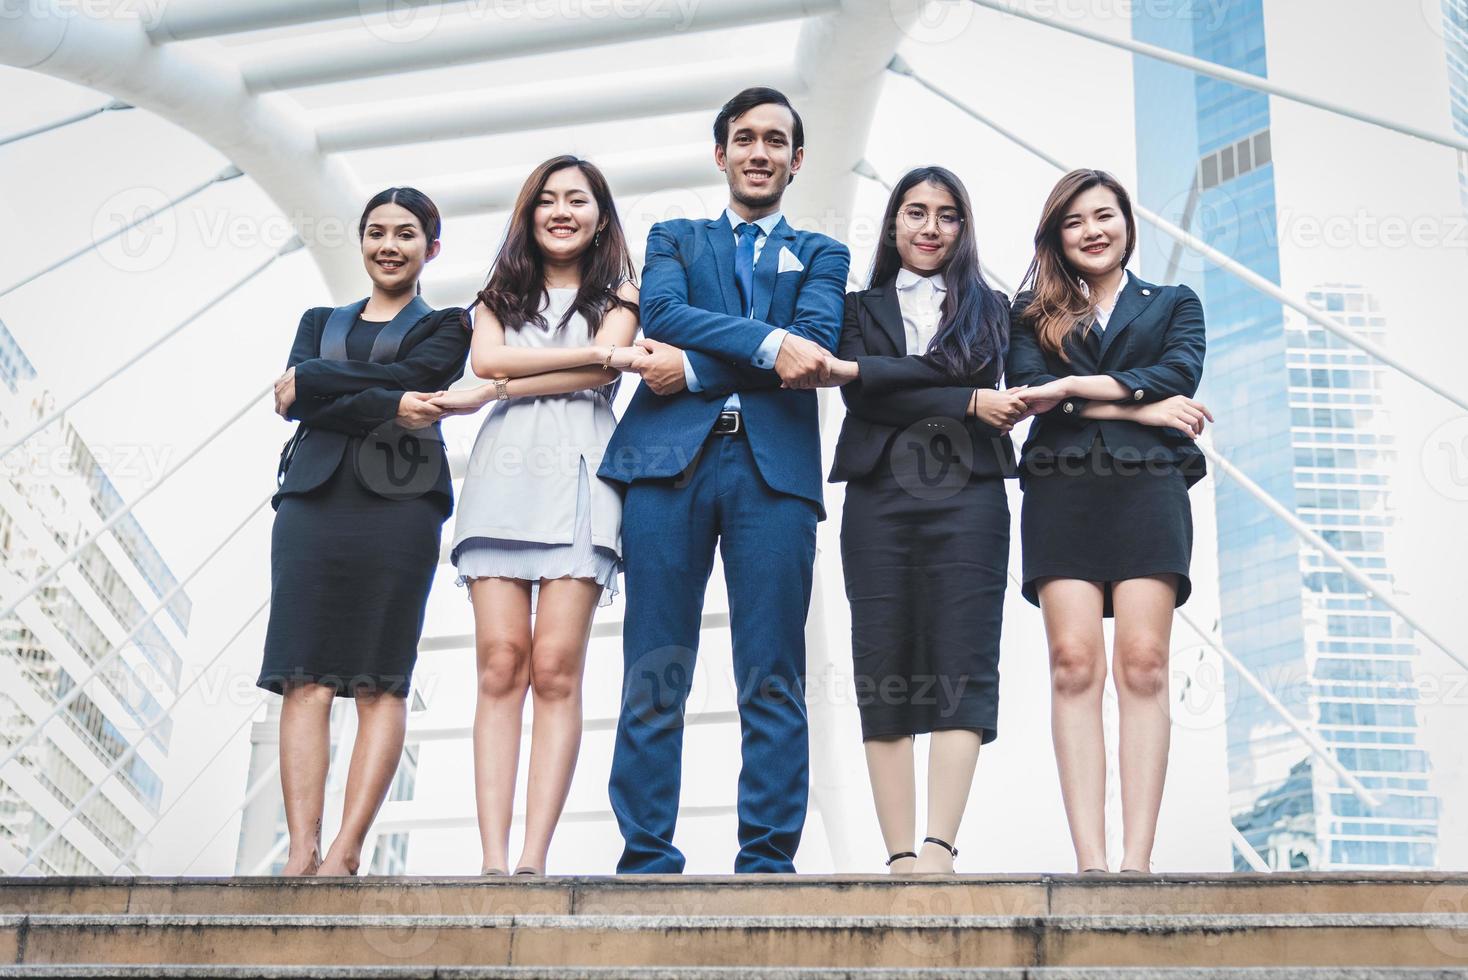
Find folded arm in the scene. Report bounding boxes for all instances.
[291,308,470,398]
[1004,304,1095,427]
[640,222,848,368]
[1102,286,1206,404]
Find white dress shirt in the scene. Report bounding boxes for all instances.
[1088,269,1131,333]
[894,267,946,354]
[681,209,790,410]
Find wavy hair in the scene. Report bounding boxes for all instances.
[1017,168,1137,360]
[475,156,637,335]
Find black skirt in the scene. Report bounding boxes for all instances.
[1019,438,1193,617]
[839,471,1009,742]
[259,448,447,698]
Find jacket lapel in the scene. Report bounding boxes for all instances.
[861,284,907,355]
[1097,274,1157,363]
[702,218,739,316]
[320,298,369,361]
[752,218,794,324]
[368,294,433,363]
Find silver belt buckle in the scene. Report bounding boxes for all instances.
[715,410,742,435]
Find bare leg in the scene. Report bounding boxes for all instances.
[862,735,916,874]
[278,681,335,876]
[318,690,408,876]
[1037,578,1109,873]
[1111,574,1177,873]
[915,728,982,874]
[516,577,602,875]
[469,577,534,875]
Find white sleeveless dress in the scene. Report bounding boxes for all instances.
[450,288,622,608]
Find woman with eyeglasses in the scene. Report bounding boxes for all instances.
[814,166,1024,873]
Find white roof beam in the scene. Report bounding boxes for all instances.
[238,0,837,92]
[315,59,802,153]
[146,0,472,42]
[419,142,721,219]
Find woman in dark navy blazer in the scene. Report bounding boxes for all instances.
[1007,169,1211,874]
[263,187,470,876]
[817,167,1025,874]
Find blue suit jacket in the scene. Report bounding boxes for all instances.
[599,216,850,517]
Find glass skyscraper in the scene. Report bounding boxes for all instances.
[0,317,190,873]
[1440,0,1468,206]
[1132,1,1438,870]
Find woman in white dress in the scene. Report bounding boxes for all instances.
[431,156,642,876]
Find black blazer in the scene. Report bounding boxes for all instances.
[828,283,1017,484]
[1005,276,1206,486]
[274,305,471,512]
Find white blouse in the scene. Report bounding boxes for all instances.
[1089,269,1131,333]
[895,267,946,354]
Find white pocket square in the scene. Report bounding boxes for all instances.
[777,246,804,274]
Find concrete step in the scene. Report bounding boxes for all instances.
[5,873,1466,918]
[6,912,1468,969]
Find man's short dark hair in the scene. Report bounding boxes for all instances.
[713,87,805,152]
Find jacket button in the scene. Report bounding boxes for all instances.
[1133,390,1144,400]
[1062,401,1075,413]
[1142,288,1151,296]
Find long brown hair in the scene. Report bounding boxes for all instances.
[868,166,1008,378]
[1017,169,1137,360]
[475,155,636,335]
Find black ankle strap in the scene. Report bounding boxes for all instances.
[885,851,917,866]
[923,836,958,857]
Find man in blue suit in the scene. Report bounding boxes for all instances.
[599,87,850,873]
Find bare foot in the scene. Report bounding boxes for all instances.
[912,840,956,875]
[317,850,360,876]
[886,855,916,875]
[281,849,320,876]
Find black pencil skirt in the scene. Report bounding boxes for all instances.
[1019,440,1194,617]
[840,471,1010,743]
[259,455,447,698]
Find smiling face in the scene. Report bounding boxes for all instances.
[360,202,439,292]
[895,181,961,275]
[532,165,602,265]
[1058,183,1129,281]
[715,101,803,215]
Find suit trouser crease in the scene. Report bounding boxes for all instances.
[610,433,816,873]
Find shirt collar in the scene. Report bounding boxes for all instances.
[895,267,946,292]
[1081,269,1130,303]
[724,208,783,238]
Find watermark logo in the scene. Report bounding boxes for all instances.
[92,186,178,274]
[1422,416,1468,502]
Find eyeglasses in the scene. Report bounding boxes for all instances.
[899,207,963,233]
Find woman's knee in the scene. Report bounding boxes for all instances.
[1050,636,1106,697]
[477,636,531,698]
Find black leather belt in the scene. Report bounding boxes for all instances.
[711,410,743,436]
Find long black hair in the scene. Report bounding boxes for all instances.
[868,166,1008,378]
[358,187,442,296]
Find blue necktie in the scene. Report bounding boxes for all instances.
[734,221,760,318]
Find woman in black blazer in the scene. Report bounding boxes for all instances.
[817,167,1024,874]
[1006,169,1211,874]
[263,187,470,876]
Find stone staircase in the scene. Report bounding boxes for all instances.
[0,874,1466,976]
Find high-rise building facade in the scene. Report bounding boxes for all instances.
[1439,0,1468,206]
[0,318,190,874]
[1131,1,1438,870]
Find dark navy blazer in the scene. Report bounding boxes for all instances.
[1005,275,1206,485]
[598,216,850,516]
[275,305,470,512]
